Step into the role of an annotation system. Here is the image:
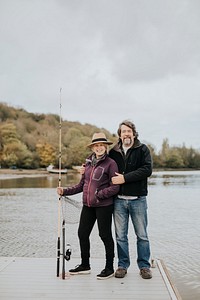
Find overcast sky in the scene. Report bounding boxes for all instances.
[0,0,200,151]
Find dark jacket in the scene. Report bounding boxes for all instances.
[109,139,152,196]
[63,153,120,207]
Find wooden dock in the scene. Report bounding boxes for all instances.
[0,257,182,300]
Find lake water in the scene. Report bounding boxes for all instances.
[0,170,200,300]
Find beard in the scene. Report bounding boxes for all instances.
[123,137,132,146]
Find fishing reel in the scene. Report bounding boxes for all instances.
[64,243,72,261]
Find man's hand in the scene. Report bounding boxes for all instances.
[79,164,86,175]
[112,172,125,185]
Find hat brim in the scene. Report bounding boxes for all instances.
[87,141,113,147]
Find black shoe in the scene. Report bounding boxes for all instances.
[69,264,91,275]
[97,268,114,280]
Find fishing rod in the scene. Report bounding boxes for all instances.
[57,87,67,280]
[57,87,62,278]
[56,88,72,280]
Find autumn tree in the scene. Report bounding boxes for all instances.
[36,143,57,167]
[1,102,200,169]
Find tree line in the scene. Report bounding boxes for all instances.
[0,103,199,169]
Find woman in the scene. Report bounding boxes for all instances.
[57,132,119,280]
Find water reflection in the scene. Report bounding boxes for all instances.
[150,170,200,187]
[0,172,81,189]
[1,170,200,189]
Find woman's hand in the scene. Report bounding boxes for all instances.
[57,187,64,196]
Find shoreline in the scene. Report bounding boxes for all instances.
[0,168,76,180]
[0,168,49,180]
[0,168,48,175]
[0,167,198,175]
[0,168,199,181]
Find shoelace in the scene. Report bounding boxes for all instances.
[141,268,150,273]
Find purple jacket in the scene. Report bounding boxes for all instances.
[63,154,120,207]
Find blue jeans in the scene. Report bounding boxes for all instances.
[113,196,151,270]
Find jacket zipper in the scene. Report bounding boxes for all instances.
[121,149,132,195]
[87,166,95,207]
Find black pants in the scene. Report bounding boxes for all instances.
[78,204,114,269]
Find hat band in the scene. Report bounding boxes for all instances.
[92,138,108,143]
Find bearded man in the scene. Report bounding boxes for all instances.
[110,120,153,280]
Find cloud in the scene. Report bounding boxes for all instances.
[0,0,200,150]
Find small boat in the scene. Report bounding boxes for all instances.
[46,164,67,174]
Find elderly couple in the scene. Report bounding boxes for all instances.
[57,120,152,280]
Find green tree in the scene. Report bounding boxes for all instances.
[63,127,83,147]
[66,137,91,167]
[147,143,163,168]
[1,141,33,168]
[187,148,200,168]
[164,150,184,168]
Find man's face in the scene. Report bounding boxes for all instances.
[120,124,135,147]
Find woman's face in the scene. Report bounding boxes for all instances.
[92,143,107,158]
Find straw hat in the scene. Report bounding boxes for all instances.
[87,132,113,147]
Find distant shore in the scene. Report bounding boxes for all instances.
[0,168,49,180]
[0,168,48,174]
[0,167,198,180]
[0,167,197,176]
[0,168,76,180]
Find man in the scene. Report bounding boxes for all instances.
[109,120,153,279]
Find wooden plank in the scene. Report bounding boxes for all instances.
[157,259,182,300]
[0,257,181,300]
[0,257,14,272]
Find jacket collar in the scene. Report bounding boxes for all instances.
[88,153,107,166]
